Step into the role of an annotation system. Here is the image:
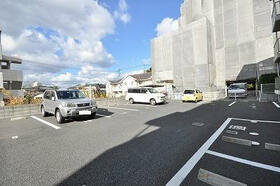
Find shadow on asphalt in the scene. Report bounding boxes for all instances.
[45,109,115,124]
[56,99,279,185]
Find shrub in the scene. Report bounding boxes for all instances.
[258,73,277,85]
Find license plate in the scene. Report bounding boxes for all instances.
[79,110,91,115]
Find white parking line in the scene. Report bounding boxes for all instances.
[272,102,280,108]
[228,101,236,107]
[166,118,232,186]
[30,116,61,130]
[96,114,112,118]
[232,118,280,124]
[108,107,139,111]
[206,150,280,173]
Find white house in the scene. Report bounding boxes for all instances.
[106,72,152,98]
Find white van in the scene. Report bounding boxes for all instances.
[125,87,166,105]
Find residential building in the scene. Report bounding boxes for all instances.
[0,29,23,98]
[271,0,280,99]
[69,83,106,98]
[23,81,54,97]
[152,0,276,100]
[106,72,152,97]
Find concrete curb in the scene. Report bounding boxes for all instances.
[198,168,247,186]
[222,136,252,146]
[265,143,280,152]
[11,116,28,121]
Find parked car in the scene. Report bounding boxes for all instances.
[228,83,248,98]
[125,87,166,105]
[41,89,97,124]
[182,89,203,103]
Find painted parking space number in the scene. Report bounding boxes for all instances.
[228,125,246,131]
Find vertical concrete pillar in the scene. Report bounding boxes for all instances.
[7,62,11,70]
[9,81,12,90]
[277,63,280,76]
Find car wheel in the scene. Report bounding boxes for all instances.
[41,106,47,117]
[150,99,156,105]
[55,109,65,124]
[129,98,134,104]
[91,112,96,119]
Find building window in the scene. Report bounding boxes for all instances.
[3,81,9,89]
[11,81,22,90]
[1,62,9,69]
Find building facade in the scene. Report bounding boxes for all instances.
[271,0,280,98]
[152,0,275,99]
[0,30,23,98]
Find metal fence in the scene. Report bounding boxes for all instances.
[258,83,278,102]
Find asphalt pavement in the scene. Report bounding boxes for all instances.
[0,98,279,186]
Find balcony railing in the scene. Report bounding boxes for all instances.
[273,38,280,63]
[272,0,280,32]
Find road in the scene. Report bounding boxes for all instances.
[0,99,279,186]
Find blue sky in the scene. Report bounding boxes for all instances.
[101,0,182,73]
[0,0,183,85]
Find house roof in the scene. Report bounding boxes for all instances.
[109,78,123,85]
[109,72,152,85]
[130,72,152,81]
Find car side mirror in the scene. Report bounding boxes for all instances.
[51,97,55,101]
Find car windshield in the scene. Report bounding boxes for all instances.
[229,84,245,90]
[184,90,195,94]
[148,88,159,93]
[56,90,86,99]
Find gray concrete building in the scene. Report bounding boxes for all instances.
[0,29,23,97]
[152,0,276,99]
[271,0,280,96]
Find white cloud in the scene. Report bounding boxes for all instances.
[0,0,116,83]
[156,17,178,37]
[114,0,131,24]
[52,72,73,82]
[2,34,16,51]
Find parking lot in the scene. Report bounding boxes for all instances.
[0,99,280,186]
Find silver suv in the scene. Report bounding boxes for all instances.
[41,90,97,124]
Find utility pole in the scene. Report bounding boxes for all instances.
[117,69,121,78]
[0,28,3,60]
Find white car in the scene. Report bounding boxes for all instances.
[125,87,166,105]
[228,83,248,98]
